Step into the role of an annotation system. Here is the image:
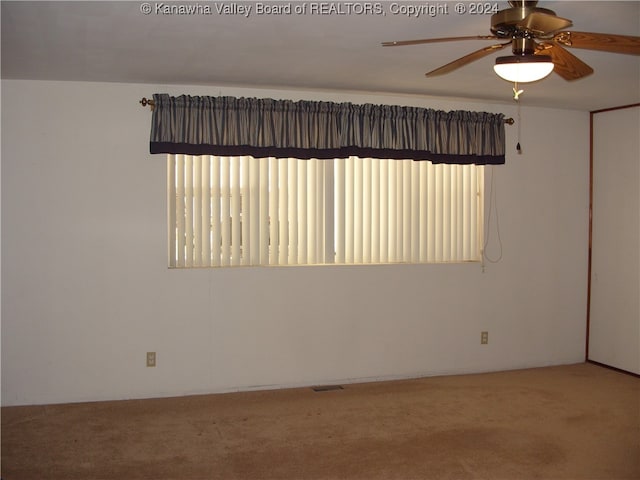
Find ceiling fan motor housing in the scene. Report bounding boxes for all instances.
[491,4,557,38]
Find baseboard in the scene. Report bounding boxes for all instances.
[587,359,640,379]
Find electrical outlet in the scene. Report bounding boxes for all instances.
[146,352,156,367]
[481,331,489,345]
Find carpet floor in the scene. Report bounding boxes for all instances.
[2,362,639,480]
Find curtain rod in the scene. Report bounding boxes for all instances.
[140,97,155,110]
[139,97,514,124]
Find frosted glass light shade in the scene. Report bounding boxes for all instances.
[493,55,554,83]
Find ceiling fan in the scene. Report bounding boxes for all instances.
[382,0,640,83]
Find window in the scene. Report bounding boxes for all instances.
[168,154,484,267]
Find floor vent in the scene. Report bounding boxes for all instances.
[311,385,344,392]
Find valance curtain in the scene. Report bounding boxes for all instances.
[150,94,506,165]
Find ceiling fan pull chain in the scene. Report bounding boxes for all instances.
[516,109,522,154]
[516,103,522,153]
[512,82,523,154]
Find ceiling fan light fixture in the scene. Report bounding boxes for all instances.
[493,54,554,83]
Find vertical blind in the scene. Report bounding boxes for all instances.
[169,154,483,267]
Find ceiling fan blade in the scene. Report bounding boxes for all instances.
[382,35,497,47]
[425,42,510,77]
[518,12,572,35]
[536,42,594,81]
[552,31,640,55]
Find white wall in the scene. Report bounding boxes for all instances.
[1,80,590,406]
[589,106,640,374]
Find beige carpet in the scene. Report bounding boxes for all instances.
[2,362,639,480]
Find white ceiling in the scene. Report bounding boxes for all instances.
[2,1,639,110]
